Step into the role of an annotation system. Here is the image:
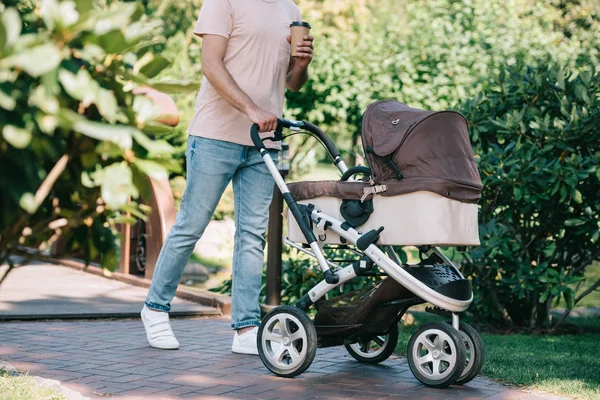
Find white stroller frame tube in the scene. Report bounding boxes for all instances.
[252,121,340,284]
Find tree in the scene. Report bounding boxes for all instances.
[0,0,198,269]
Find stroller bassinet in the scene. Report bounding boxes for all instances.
[287,100,483,246]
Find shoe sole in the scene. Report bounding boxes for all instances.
[231,346,259,356]
[141,311,180,350]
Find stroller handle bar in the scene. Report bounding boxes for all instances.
[250,119,343,167]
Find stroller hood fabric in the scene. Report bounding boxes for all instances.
[361,100,483,203]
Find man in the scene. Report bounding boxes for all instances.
[141,0,314,355]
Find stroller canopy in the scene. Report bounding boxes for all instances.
[361,100,482,203]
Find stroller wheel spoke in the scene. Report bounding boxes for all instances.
[424,336,437,351]
[278,316,290,337]
[273,345,287,363]
[417,353,433,365]
[439,353,452,363]
[373,336,385,346]
[432,359,442,375]
[290,330,304,343]
[264,330,283,343]
[289,346,302,364]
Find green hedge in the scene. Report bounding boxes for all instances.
[460,62,600,327]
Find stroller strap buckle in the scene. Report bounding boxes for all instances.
[360,184,387,202]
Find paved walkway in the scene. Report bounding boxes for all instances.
[0,318,566,400]
[0,263,219,320]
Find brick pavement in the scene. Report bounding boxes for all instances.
[0,318,567,400]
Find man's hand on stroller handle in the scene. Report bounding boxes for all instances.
[250,119,341,163]
[247,105,279,133]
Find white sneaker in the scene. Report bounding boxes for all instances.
[231,326,259,355]
[141,305,180,350]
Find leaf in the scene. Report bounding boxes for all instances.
[92,219,114,252]
[95,141,124,158]
[101,162,138,209]
[140,56,171,79]
[0,18,5,52]
[132,159,169,180]
[72,119,134,150]
[3,43,62,77]
[0,90,16,111]
[97,30,127,54]
[19,193,37,214]
[74,0,94,14]
[132,130,174,155]
[131,167,152,200]
[58,69,95,103]
[141,122,174,135]
[113,215,137,224]
[91,2,140,35]
[571,189,582,204]
[563,289,574,310]
[564,219,585,227]
[100,248,119,271]
[132,95,160,124]
[3,125,32,149]
[95,89,121,124]
[513,186,522,201]
[148,80,201,94]
[1,8,22,50]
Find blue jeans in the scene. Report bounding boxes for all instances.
[145,135,277,329]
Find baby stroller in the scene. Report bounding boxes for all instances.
[250,100,484,388]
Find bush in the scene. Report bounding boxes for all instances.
[211,247,385,305]
[459,62,600,328]
[0,0,197,268]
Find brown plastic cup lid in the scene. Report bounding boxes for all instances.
[290,21,311,29]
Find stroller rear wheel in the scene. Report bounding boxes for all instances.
[407,322,466,388]
[258,305,317,378]
[454,322,484,385]
[345,324,399,364]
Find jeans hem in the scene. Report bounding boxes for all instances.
[231,320,260,330]
[145,301,171,312]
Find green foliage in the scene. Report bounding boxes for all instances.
[0,0,197,268]
[211,247,383,305]
[459,62,600,327]
[285,0,600,167]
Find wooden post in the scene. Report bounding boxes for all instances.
[265,187,284,307]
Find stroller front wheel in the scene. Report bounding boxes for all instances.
[454,322,485,385]
[407,322,467,388]
[258,305,317,378]
[345,324,399,364]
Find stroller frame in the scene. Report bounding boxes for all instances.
[251,119,481,388]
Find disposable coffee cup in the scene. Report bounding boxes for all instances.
[290,21,311,57]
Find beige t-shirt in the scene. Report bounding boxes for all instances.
[188,0,301,149]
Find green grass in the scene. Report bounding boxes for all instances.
[395,312,600,400]
[481,333,600,399]
[0,372,65,400]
